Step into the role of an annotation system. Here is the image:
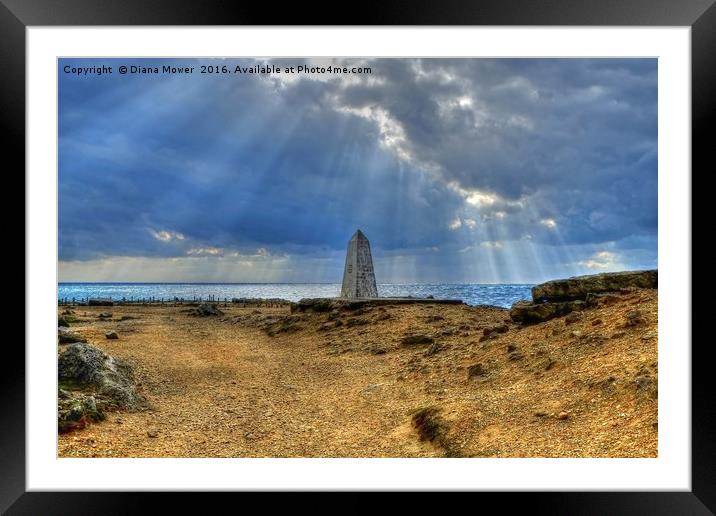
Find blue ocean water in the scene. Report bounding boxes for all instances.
[58,283,533,308]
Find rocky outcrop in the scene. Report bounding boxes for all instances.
[510,270,657,325]
[58,342,144,410]
[58,393,106,433]
[58,342,144,433]
[509,300,584,324]
[59,343,107,382]
[532,270,657,303]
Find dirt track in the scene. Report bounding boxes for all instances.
[58,291,657,458]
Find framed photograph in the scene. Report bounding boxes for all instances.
[7,0,710,511]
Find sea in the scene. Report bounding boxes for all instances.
[58,283,534,309]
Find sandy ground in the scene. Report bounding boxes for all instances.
[58,289,657,458]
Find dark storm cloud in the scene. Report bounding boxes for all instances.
[327,58,657,237]
[59,57,656,275]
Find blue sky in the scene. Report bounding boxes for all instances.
[58,58,657,283]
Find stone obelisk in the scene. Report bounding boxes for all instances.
[340,229,378,298]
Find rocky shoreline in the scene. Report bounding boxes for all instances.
[510,270,656,324]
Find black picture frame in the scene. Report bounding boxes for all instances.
[5,0,709,512]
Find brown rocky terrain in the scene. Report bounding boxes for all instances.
[57,274,657,458]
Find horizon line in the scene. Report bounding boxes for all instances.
[58,281,537,286]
